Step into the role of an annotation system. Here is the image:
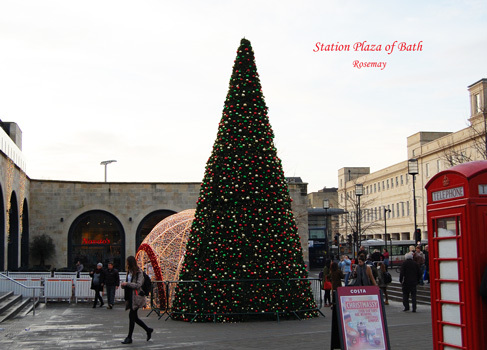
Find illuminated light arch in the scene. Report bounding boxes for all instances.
[136,209,195,309]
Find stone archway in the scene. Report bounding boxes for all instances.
[7,191,19,270]
[20,199,29,268]
[68,210,125,271]
[135,210,176,250]
[0,185,4,271]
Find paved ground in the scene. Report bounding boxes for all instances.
[0,299,432,349]
[0,269,432,349]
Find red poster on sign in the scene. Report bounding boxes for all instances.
[335,286,390,350]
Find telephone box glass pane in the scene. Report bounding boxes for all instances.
[439,261,459,280]
[438,240,458,258]
[442,304,461,324]
[443,325,462,347]
[437,217,457,237]
[440,282,460,302]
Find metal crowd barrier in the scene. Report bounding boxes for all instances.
[144,277,324,322]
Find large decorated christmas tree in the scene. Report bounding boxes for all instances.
[171,38,317,322]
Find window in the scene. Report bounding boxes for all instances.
[387,179,389,189]
[378,183,381,192]
[388,205,391,218]
[401,202,405,216]
[426,163,430,177]
[397,203,400,217]
[401,175,404,185]
[374,184,377,193]
[391,178,394,189]
[392,204,395,217]
[476,93,482,113]
[406,174,409,184]
[382,181,385,191]
[396,177,399,186]
[340,179,343,188]
[407,201,410,216]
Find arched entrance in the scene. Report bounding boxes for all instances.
[7,191,19,270]
[68,210,125,271]
[135,210,176,250]
[20,199,29,268]
[0,185,4,271]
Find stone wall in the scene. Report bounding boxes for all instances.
[29,180,309,269]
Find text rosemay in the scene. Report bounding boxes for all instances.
[313,40,423,70]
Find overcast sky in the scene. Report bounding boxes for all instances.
[1,1,486,193]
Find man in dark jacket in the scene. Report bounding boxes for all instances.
[104,262,120,309]
[400,252,421,312]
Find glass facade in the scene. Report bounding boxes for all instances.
[69,210,125,271]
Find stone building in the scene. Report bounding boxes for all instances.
[337,78,487,245]
[0,124,310,270]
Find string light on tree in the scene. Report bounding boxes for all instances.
[171,38,317,322]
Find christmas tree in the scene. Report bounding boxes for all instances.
[171,38,317,322]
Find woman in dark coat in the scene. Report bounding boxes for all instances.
[89,263,105,308]
[120,256,153,344]
[330,261,344,306]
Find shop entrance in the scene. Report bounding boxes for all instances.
[68,210,125,271]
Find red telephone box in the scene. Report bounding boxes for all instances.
[425,160,487,350]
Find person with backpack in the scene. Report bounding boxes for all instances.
[377,262,390,305]
[104,261,120,309]
[89,263,105,308]
[120,256,153,345]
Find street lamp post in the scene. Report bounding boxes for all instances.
[355,184,363,255]
[323,199,330,257]
[100,160,117,182]
[408,158,419,243]
[384,207,391,265]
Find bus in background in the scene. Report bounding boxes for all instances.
[361,239,428,267]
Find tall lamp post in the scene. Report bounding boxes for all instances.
[384,207,391,264]
[408,158,419,243]
[355,183,364,254]
[100,160,117,182]
[323,199,330,257]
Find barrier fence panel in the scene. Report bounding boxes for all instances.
[44,278,73,303]
[115,273,127,301]
[6,272,51,279]
[0,278,43,297]
[308,278,323,308]
[74,278,94,303]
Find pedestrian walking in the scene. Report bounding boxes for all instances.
[323,274,332,306]
[120,256,153,345]
[377,262,390,305]
[423,245,430,283]
[90,263,105,308]
[104,261,120,309]
[330,261,344,306]
[413,245,426,285]
[371,249,382,262]
[339,255,352,286]
[399,252,421,312]
[382,249,390,271]
[351,256,377,286]
[357,246,367,260]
